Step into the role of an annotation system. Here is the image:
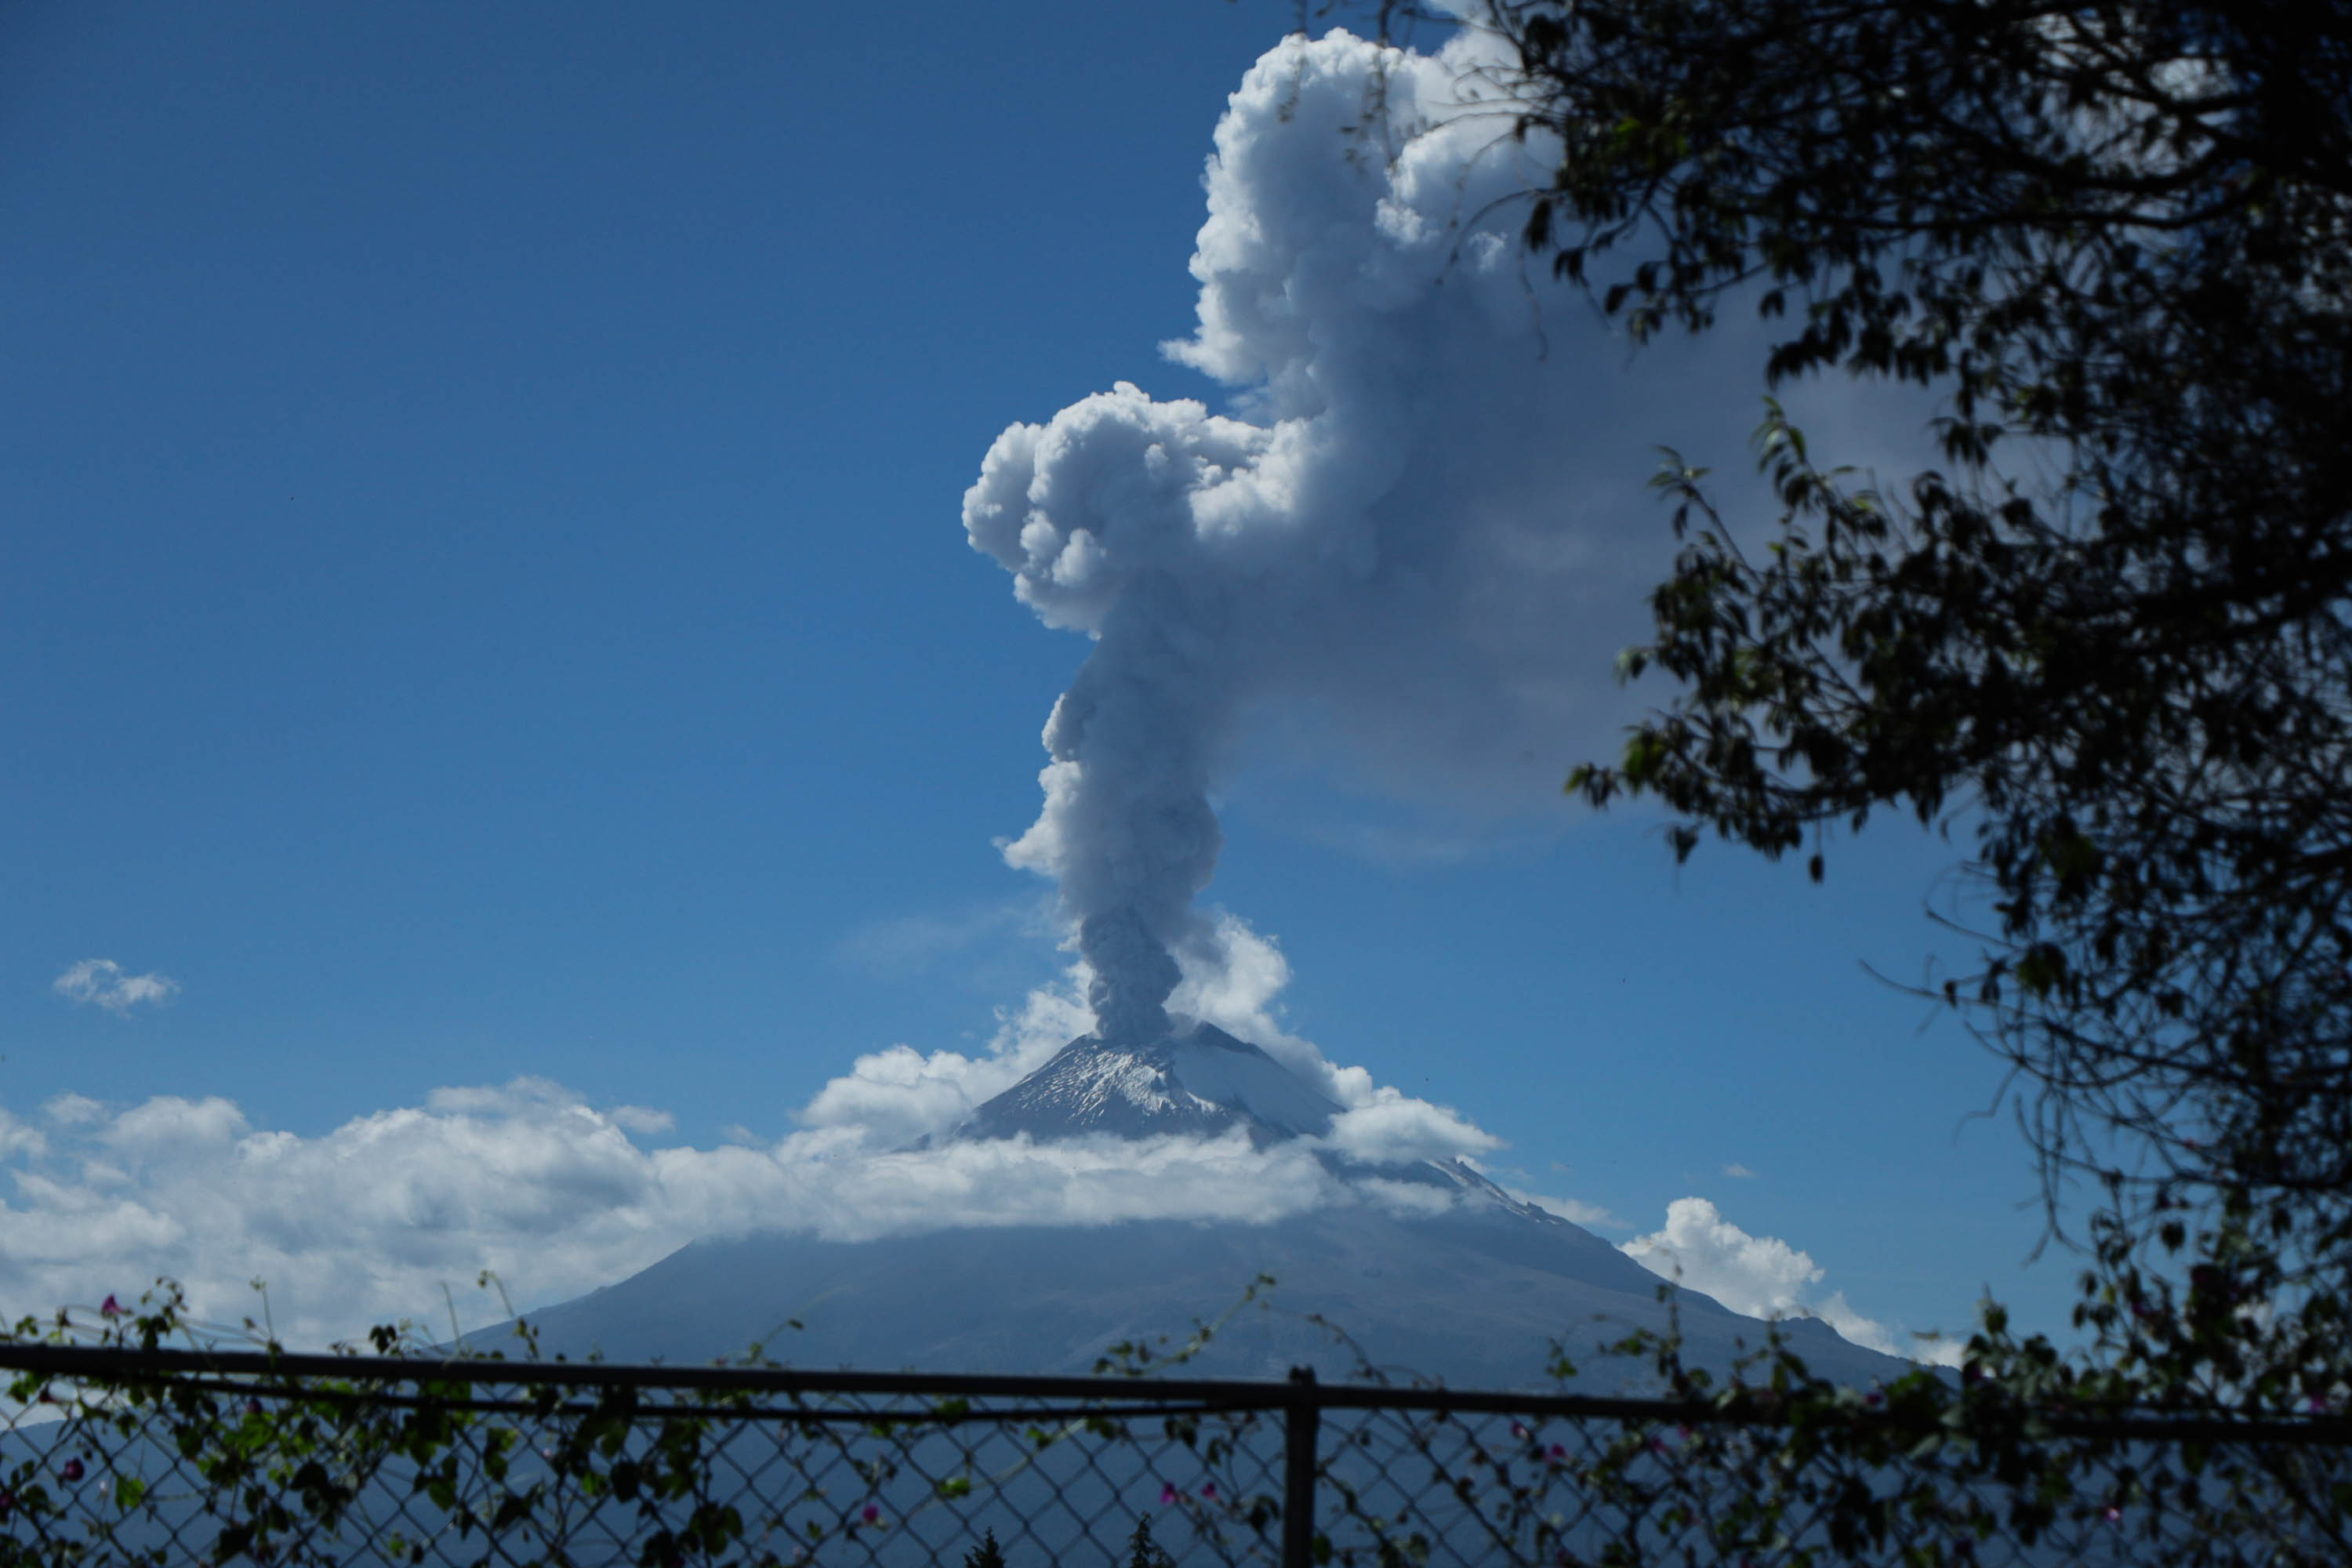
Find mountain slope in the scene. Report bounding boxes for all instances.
[485,1025,1920,1389]
[490,1204,1908,1391]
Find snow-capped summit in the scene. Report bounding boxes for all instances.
[955,1023,1341,1145]
[955,1025,1579,1217]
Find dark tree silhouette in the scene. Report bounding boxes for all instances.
[1425,0,2352,1293]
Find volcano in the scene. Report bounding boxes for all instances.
[487,1027,1922,1389]
[950,1023,1342,1145]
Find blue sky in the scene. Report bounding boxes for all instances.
[2,1,2075,1352]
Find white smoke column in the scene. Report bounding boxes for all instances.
[965,28,1694,1039]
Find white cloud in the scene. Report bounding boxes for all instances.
[103,1096,246,1155]
[1321,1087,1501,1167]
[1624,1198,1820,1315]
[0,1060,1949,1374]
[1169,913,1357,1100]
[0,1109,44,1161]
[0,920,1510,1352]
[44,1094,105,1127]
[794,1044,1013,1149]
[791,912,1490,1158]
[1623,1198,1960,1367]
[0,1077,1474,1350]
[1722,1163,1758,1179]
[53,959,179,1016]
[789,975,1091,1151]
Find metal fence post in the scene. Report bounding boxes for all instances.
[1283,1365,1320,1568]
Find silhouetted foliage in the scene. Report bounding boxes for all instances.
[10,1284,2350,1566]
[1123,1513,1175,1568]
[1445,0,2352,1295]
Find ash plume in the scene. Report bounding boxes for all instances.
[964,27,1748,1040]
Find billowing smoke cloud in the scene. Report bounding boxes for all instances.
[965,28,1744,1039]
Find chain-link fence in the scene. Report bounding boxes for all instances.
[5,1343,2348,1566]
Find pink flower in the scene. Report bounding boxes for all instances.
[2102,1506,2122,1523]
[1864,1391,1884,1407]
[1159,1484,1178,1507]
[100,1295,122,1319]
[1545,1443,1567,1464]
[860,1504,879,1525]
[59,1459,83,1483]
[1200,1483,1217,1501]
[1510,1421,1530,1440]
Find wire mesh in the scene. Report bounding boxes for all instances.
[4,1348,2348,1566]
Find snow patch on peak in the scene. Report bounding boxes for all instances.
[954,1024,1341,1146]
[1159,1025,1346,1137]
[1051,1047,1189,1119]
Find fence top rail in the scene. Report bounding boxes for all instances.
[8,1343,1394,1407]
[4,1342,2348,1446]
